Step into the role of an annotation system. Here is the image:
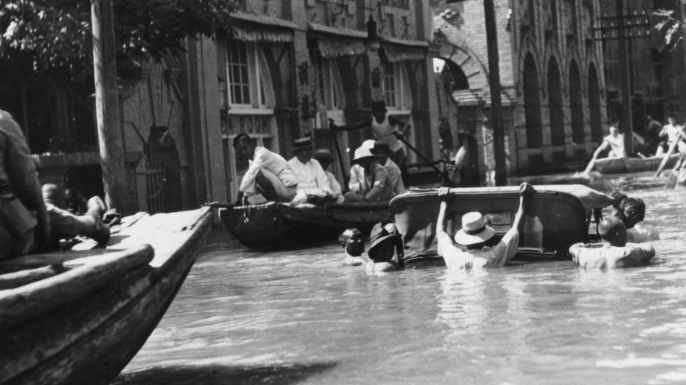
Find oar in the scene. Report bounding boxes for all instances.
[393,132,452,185]
[582,156,596,175]
[656,139,678,177]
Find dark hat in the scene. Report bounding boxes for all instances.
[370,140,391,155]
[598,217,627,247]
[368,222,399,253]
[313,148,333,163]
[619,197,645,228]
[371,100,386,111]
[233,132,252,147]
[292,136,312,151]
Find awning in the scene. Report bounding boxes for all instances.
[231,24,293,43]
[381,41,427,62]
[451,88,516,107]
[316,39,367,58]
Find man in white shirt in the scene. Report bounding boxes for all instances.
[234,133,297,203]
[436,183,533,269]
[370,140,406,195]
[345,140,394,202]
[287,137,334,203]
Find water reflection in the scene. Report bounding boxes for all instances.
[118,186,686,385]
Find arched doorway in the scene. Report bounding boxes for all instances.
[588,64,602,141]
[523,54,542,148]
[569,61,584,144]
[547,58,565,146]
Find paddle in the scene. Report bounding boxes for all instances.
[582,156,596,175]
[656,139,678,177]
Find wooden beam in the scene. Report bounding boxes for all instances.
[90,0,127,211]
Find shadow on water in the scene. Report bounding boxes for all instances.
[112,362,338,385]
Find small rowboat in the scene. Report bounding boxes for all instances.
[592,154,680,174]
[220,201,392,249]
[0,207,213,385]
[390,185,611,261]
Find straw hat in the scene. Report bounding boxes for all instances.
[292,136,312,152]
[368,222,399,254]
[370,140,391,155]
[453,211,496,246]
[353,140,376,162]
[313,148,333,163]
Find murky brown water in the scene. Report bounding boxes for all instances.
[115,183,686,385]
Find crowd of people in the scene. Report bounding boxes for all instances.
[233,101,408,206]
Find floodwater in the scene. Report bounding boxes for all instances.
[115,184,686,385]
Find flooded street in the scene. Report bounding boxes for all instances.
[116,186,686,385]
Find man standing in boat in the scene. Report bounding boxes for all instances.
[287,136,336,204]
[584,121,625,174]
[234,132,298,204]
[435,182,534,269]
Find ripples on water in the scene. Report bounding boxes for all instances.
[117,187,686,385]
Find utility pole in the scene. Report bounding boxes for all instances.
[483,0,507,185]
[90,0,127,211]
[616,0,634,156]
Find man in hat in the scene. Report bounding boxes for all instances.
[234,132,298,203]
[569,217,655,269]
[312,148,343,198]
[365,222,404,275]
[339,227,365,266]
[371,141,406,195]
[435,182,534,269]
[345,140,393,202]
[287,136,334,203]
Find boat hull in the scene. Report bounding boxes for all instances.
[221,202,392,249]
[391,186,597,260]
[0,208,213,385]
[594,154,679,174]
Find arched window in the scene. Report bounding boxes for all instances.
[569,61,584,143]
[547,57,565,146]
[523,54,542,148]
[588,64,602,141]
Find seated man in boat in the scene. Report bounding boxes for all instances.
[345,140,394,203]
[42,183,112,247]
[0,109,111,260]
[287,137,336,205]
[609,192,659,243]
[370,141,406,196]
[365,222,404,275]
[234,132,298,204]
[339,227,365,266]
[312,148,343,202]
[569,217,655,269]
[435,183,533,269]
[589,121,626,160]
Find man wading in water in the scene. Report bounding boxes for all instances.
[436,182,534,269]
[569,217,655,269]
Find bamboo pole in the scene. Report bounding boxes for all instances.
[90,0,127,211]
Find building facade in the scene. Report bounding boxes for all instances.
[601,0,684,132]
[186,0,439,201]
[432,0,607,176]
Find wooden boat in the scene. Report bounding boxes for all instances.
[220,201,392,249]
[390,185,611,261]
[592,154,680,174]
[0,207,213,385]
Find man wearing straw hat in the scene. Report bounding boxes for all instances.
[345,140,393,202]
[435,182,534,269]
[287,136,334,203]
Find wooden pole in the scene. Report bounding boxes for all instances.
[483,0,507,185]
[90,0,127,211]
[616,0,634,156]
